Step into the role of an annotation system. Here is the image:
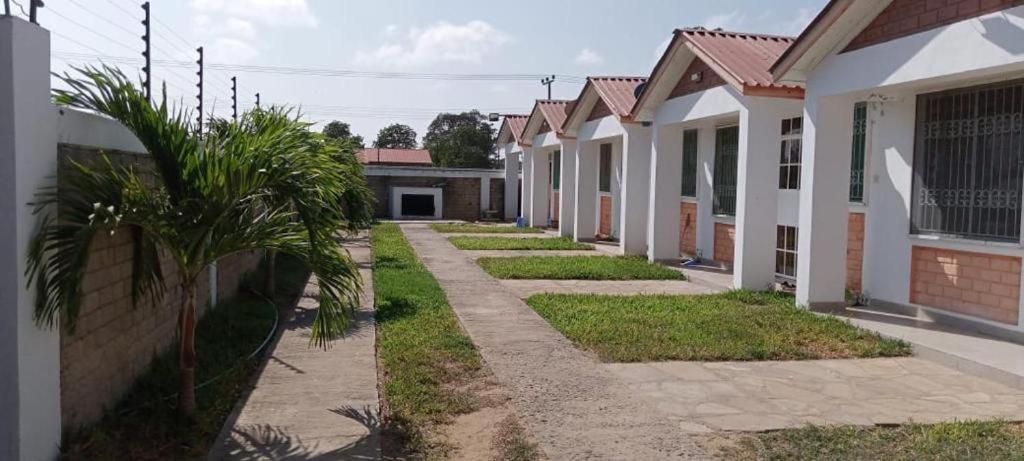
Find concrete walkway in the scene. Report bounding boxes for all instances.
[209,234,379,460]
[400,223,707,460]
[499,279,716,298]
[608,357,1024,433]
[463,249,598,259]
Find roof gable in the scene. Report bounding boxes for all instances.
[497,114,528,146]
[561,76,646,135]
[521,99,575,143]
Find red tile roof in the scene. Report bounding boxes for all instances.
[678,28,802,93]
[589,76,648,118]
[356,148,433,166]
[500,114,529,144]
[536,100,574,133]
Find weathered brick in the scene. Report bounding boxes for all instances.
[910,245,1020,325]
[844,0,1024,51]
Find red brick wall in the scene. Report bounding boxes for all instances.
[844,0,1024,52]
[599,195,613,237]
[910,246,1021,325]
[847,212,865,292]
[551,190,560,226]
[714,222,735,263]
[366,174,500,221]
[587,98,613,121]
[669,58,727,100]
[539,120,552,134]
[58,145,263,428]
[679,202,698,255]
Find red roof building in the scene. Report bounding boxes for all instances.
[356,148,433,166]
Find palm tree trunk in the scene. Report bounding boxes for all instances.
[178,281,198,417]
[264,249,276,299]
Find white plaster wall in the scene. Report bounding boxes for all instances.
[57,108,145,153]
[502,143,521,220]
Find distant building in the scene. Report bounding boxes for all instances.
[356,147,433,166]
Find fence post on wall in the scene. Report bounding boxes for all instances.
[0,15,62,461]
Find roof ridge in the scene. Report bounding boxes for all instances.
[589,75,648,80]
[677,27,795,42]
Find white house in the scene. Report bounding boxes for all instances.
[496,114,529,221]
[632,28,807,291]
[560,76,650,254]
[775,0,1024,336]
[520,100,576,229]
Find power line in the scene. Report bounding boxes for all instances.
[46,8,139,54]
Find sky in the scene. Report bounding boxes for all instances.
[29,0,827,145]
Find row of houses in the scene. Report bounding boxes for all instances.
[498,0,1024,338]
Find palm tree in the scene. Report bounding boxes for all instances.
[28,66,373,416]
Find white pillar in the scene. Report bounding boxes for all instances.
[558,139,577,237]
[574,141,598,241]
[528,148,550,227]
[796,95,853,308]
[619,124,652,255]
[0,16,61,461]
[647,124,684,261]
[504,148,520,220]
[695,123,716,258]
[521,148,533,222]
[480,175,491,215]
[733,99,781,290]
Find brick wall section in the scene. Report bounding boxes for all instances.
[910,246,1021,325]
[679,202,698,255]
[539,120,551,134]
[598,195,613,237]
[366,175,500,221]
[587,98,613,121]
[488,178,505,217]
[844,0,1024,52]
[669,58,727,99]
[57,145,262,428]
[714,222,735,264]
[847,212,865,292]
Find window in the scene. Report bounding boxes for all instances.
[776,225,798,278]
[779,117,802,190]
[681,129,698,197]
[911,80,1024,242]
[712,126,738,215]
[849,102,867,202]
[552,150,561,190]
[599,143,612,193]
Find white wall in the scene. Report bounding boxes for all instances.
[57,108,145,152]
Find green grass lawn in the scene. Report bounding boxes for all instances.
[450,236,593,250]
[372,223,483,456]
[477,255,683,280]
[61,254,305,460]
[430,222,543,234]
[727,421,1024,460]
[525,290,911,362]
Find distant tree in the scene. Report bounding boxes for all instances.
[373,124,418,149]
[322,120,365,147]
[424,110,496,168]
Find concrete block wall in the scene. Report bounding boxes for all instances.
[367,175,504,221]
[846,212,865,292]
[57,145,262,428]
[488,177,505,217]
[910,246,1022,325]
[714,222,735,264]
[599,196,612,236]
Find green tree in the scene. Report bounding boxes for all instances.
[322,120,365,148]
[423,111,496,168]
[373,123,418,149]
[31,67,373,416]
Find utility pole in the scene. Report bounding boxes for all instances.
[195,46,204,132]
[231,76,237,121]
[141,2,151,102]
[541,75,555,99]
[255,92,261,110]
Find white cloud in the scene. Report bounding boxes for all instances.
[383,24,399,36]
[225,18,257,40]
[574,48,604,66]
[208,37,259,63]
[779,8,816,36]
[189,0,317,28]
[355,21,513,69]
[651,35,672,67]
[703,11,746,31]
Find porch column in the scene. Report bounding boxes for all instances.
[574,141,598,241]
[0,16,62,461]
[558,139,577,237]
[796,95,853,308]
[619,124,652,255]
[647,124,683,261]
[695,123,716,258]
[528,149,550,227]
[733,98,781,290]
[521,148,534,222]
[503,149,519,220]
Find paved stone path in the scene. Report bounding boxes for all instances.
[401,223,707,460]
[209,234,379,460]
[608,357,1024,432]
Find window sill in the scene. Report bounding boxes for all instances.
[907,234,1023,255]
[713,215,735,224]
[680,196,697,203]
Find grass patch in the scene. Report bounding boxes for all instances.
[726,421,1024,460]
[430,222,543,234]
[450,236,593,250]
[525,290,911,362]
[492,414,542,461]
[60,253,307,460]
[372,223,483,456]
[478,255,683,280]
